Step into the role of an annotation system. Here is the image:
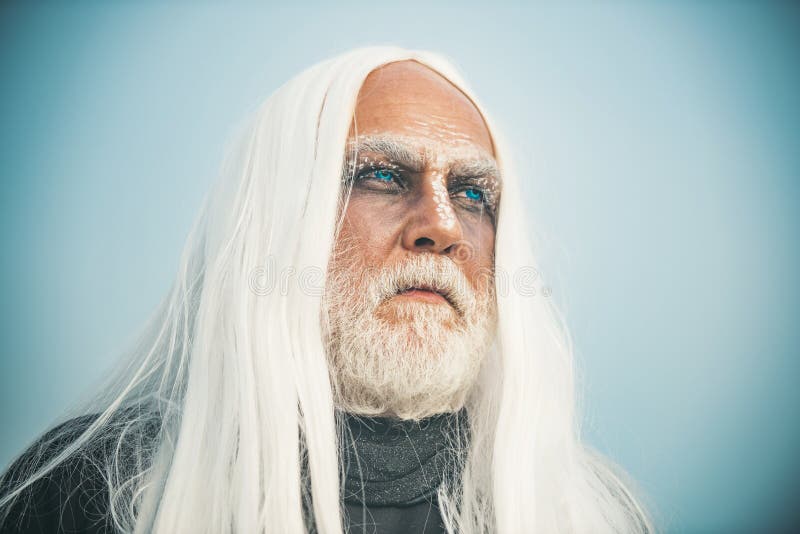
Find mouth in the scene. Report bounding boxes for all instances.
[395,284,456,308]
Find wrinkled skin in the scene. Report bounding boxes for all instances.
[339,60,499,320]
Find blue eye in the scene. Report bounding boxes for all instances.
[464,188,484,201]
[351,165,402,187]
[373,169,394,181]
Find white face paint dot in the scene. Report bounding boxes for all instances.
[430,169,457,229]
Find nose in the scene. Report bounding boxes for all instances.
[400,176,463,255]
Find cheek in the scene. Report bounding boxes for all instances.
[338,197,402,260]
[458,221,496,293]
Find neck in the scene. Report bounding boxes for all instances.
[337,408,470,506]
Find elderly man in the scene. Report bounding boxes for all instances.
[0,47,651,534]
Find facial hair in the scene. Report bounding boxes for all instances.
[322,247,497,420]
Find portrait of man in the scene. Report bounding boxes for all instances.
[0,45,652,534]
[4,0,799,530]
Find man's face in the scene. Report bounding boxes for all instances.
[324,60,500,420]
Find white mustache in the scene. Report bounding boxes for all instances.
[368,255,478,315]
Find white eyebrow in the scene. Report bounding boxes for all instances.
[345,133,501,182]
[449,158,501,182]
[346,134,426,172]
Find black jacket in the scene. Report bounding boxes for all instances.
[0,412,465,534]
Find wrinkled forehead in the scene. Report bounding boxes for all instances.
[350,60,496,158]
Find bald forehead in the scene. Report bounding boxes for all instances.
[352,60,495,157]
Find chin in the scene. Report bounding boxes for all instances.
[374,298,461,329]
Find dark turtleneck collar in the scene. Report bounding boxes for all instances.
[337,408,470,507]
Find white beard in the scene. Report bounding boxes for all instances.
[323,250,497,420]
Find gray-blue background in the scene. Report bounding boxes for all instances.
[1,2,797,532]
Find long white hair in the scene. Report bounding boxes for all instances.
[0,46,653,533]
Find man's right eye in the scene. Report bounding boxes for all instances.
[356,167,401,184]
[372,169,395,182]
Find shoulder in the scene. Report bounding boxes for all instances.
[0,415,107,533]
[0,411,161,534]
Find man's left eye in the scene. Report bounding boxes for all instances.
[458,188,485,202]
